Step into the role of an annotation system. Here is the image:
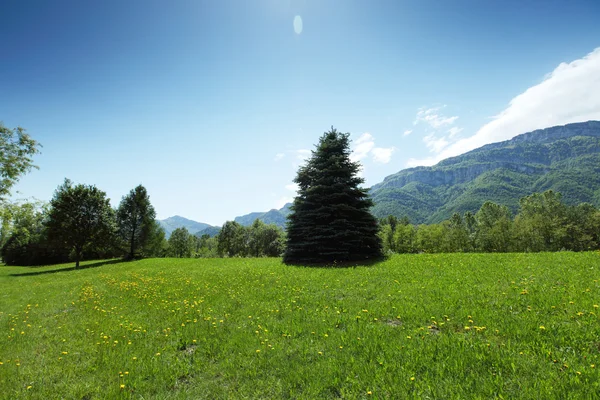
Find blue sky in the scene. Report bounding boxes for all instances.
[2,0,600,225]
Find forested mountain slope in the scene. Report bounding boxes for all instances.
[370,121,600,223]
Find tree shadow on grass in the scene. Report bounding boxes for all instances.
[9,259,125,277]
[284,256,387,269]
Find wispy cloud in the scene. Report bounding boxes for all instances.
[403,129,413,136]
[351,132,396,165]
[448,127,463,138]
[371,147,396,163]
[414,106,459,129]
[407,47,600,167]
[285,183,299,192]
[295,149,311,161]
[274,153,285,161]
[351,133,376,162]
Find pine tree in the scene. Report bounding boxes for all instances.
[284,128,383,264]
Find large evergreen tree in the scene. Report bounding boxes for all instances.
[117,185,156,259]
[284,128,383,264]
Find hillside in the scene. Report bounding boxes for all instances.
[370,121,600,223]
[157,215,214,238]
[234,203,292,228]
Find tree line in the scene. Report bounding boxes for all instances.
[0,180,287,266]
[378,190,600,254]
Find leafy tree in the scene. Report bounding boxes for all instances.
[394,223,416,253]
[447,213,470,252]
[45,179,117,268]
[284,128,383,264]
[515,190,567,251]
[196,234,219,258]
[116,185,157,259]
[168,227,193,258]
[475,201,513,252]
[0,123,41,200]
[143,220,168,257]
[217,221,247,257]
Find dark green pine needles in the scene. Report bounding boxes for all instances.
[284,128,383,265]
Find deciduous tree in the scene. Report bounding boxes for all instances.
[45,179,116,268]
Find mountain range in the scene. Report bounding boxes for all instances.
[370,120,600,223]
[158,121,600,233]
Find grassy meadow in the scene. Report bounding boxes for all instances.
[1,253,599,399]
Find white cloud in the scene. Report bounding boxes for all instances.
[285,183,299,192]
[276,196,294,209]
[351,133,375,162]
[448,127,463,138]
[295,149,311,161]
[403,129,413,136]
[408,47,600,167]
[371,147,395,163]
[414,106,459,129]
[423,133,450,153]
[274,153,285,161]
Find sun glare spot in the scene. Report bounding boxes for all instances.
[293,15,303,34]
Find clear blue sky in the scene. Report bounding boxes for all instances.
[2,0,600,225]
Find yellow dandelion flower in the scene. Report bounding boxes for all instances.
[318,351,323,355]
[539,326,546,330]
[155,352,161,356]
[367,391,372,395]
[120,384,125,389]
[256,349,260,353]
[410,377,415,381]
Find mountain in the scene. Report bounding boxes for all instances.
[157,216,214,238]
[234,203,292,228]
[370,121,600,223]
[194,226,221,238]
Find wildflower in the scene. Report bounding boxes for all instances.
[155,352,161,356]
[318,351,323,355]
[410,377,415,381]
[367,391,372,395]
[256,350,260,353]
[539,326,546,330]
[120,384,125,389]
[27,386,32,390]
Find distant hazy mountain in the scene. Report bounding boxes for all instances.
[157,216,214,238]
[370,121,600,223]
[234,203,292,228]
[194,226,221,238]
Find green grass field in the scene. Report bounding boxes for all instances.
[1,253,599,399]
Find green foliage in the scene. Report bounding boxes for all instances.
[216,220,285,258]
[45,179,117,267]
[142,220,168,257]
[1,253,599,398]
[285,128,383,264]
[116,185,157,259]
[168,227,193,258]
[0,122,41,200]
[378,190,600,254]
